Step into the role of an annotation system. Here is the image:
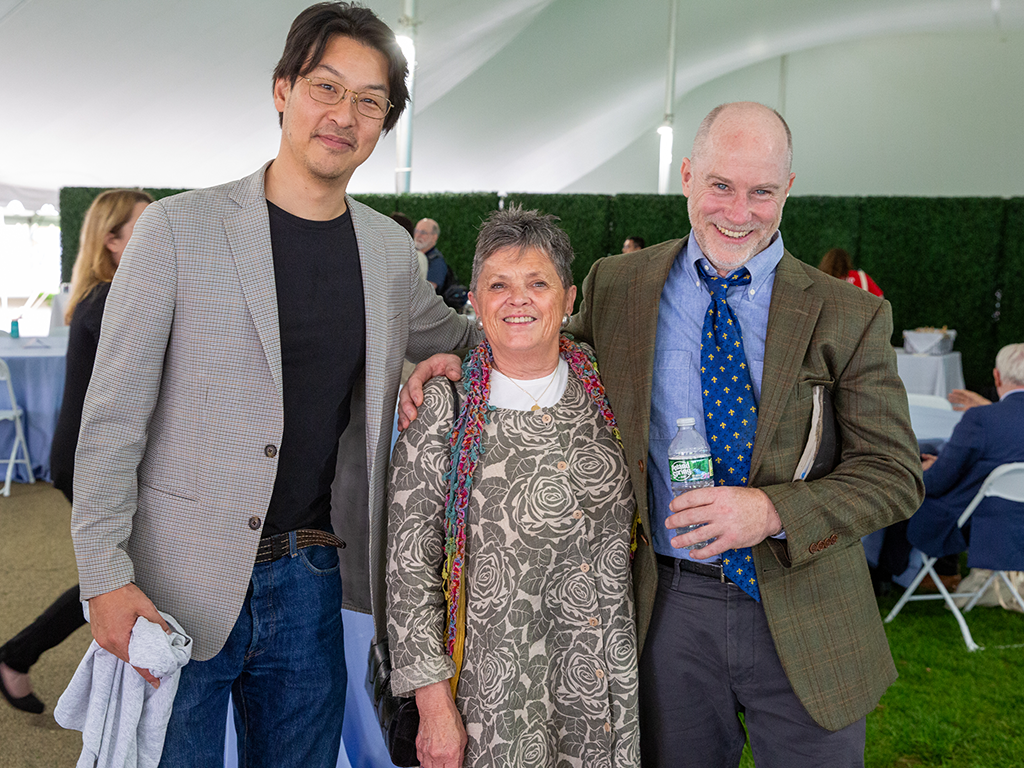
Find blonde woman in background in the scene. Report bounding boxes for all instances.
[0,189,151,715]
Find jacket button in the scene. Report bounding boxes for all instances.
[249,516,261,530]
[264,444,278,458]
[808,541,818,554]
[638,459,645,473]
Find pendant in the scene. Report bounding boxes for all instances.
[531,404,540,411]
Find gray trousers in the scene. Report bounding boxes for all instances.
[639,561,866,768]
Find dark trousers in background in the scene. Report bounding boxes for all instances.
[639,562,866,768]
[1,585,86,672]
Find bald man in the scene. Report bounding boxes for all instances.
[566,101,922,766]
[414,217,450,291]
[400,102,922,766]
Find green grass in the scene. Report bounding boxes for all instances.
[734,596,1024,767]
[867,596,1024,767]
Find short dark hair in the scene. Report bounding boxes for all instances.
[390,211,415,237]
[627,236,645,249]
[272,2,409,133]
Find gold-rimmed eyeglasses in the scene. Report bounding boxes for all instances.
[303,77,392,120]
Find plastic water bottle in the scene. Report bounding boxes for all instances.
[668,417,714,549]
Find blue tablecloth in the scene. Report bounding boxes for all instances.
[0,335,68,483]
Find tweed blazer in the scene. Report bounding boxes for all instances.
[71,164,476,661]
[567,236,924,731]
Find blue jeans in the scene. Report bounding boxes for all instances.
[159,535,347,768]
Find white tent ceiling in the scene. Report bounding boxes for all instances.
[1,0,1023,208]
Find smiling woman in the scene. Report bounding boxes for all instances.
[386,206,640,768]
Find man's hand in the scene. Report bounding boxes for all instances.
[415,680,467,768]
[398,354,462,431]
[88,584,169,688]
[921,453,938,471]
[947,388,991,412]
[665,486,782,559]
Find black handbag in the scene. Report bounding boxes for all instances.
[366,638,419,767]
[366,379,462,767]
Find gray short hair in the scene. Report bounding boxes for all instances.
[996,343,1024,386]
[470,205,575,292]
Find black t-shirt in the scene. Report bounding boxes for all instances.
[263,201,366,536]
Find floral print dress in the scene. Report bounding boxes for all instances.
[386,375,640,768]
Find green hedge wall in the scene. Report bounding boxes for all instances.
[1001,199,1024,352]
[859,198,1005,394]
[59,186,1024,390]
[780,197,861,267]
[609,194,691,256]
[350,192,499,288]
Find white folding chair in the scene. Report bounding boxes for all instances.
[906,392,953,411]
[0,357,35,496]
[885,462,1024,650]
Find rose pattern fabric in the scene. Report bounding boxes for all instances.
[387,374,640,768]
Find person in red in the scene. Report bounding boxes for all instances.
[818,247,883,297]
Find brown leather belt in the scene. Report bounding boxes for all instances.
[656,553,725,582]
[255,529,346,565]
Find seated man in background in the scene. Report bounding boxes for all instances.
[414,217,450,290]
[908,343,1024,561]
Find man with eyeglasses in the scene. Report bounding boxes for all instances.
[70,3,477,765]
[414,217,453,290]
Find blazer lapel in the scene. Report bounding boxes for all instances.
[225,163,282,395]
[627,239,684,461]
[750,252,821,480]
[348,197,387,468]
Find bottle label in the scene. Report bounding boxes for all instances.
[669,456,712,484]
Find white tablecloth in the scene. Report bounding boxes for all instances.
[895,347,965,398]
[0,335,68,483]
[908,404,963,444]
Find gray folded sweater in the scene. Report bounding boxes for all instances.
[55,611,192,768]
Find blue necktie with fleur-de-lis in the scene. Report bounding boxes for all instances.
[698,265,760,602]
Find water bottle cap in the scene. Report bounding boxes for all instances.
[676,417,696,427]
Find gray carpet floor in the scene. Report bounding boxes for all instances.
[0,481,91,767]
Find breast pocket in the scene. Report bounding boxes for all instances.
[650,349,693,441]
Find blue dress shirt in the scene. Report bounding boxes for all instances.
[648,233,784,561]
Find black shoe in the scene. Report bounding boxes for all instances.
[0,651,45,714]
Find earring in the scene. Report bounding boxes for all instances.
[561,313,570,329]
[476,318,484,330]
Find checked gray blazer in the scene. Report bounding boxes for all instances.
[71,163,477,661]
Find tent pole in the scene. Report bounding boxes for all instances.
[395,0,418,194]
[657,0,679,195]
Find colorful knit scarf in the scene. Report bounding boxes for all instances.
[441,335,624,657]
